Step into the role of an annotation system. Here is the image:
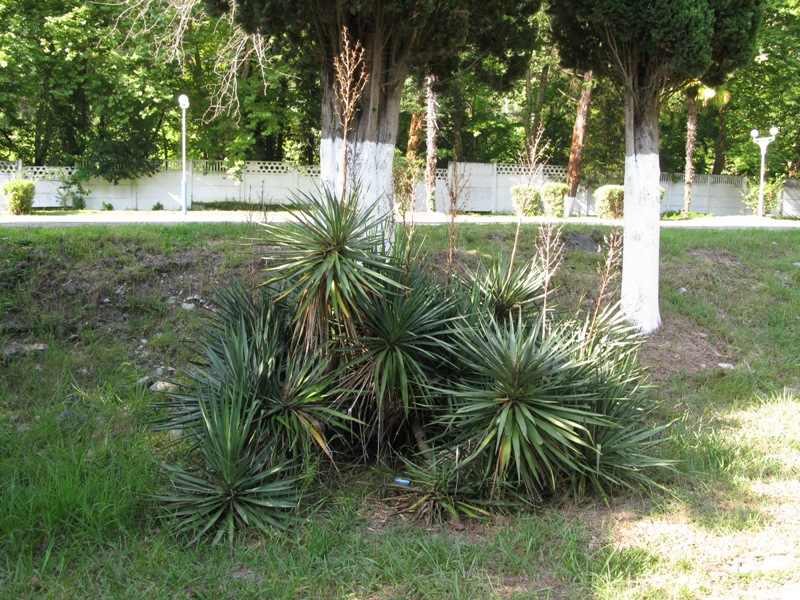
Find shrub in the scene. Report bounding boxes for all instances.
[58,171,89,210]
[542,183,569,218]
[594,185,625,219]
[152,202,164,211]
[102,202,114,211]
[467,256,545,324]
[2,180,35,215]
[511,185,543,216]
[744,178,784,216]
[441,316,599,494]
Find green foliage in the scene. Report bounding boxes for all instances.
[441,316,601,494]
[155,191,665,536]
[263,187,400,351]
[102,202,113,211]
[511,185,543,216]
[467,256,546,323]
[152,202,164,211]
[344,270,455,447]
[744,177,784,216]
[547,1,763,86]
[390,451,507,525]
[58,171,89,210]
[155,283,352,466]
[156,383,305,545]
[542,182,569,218]
[567,308,673,499]
[2,179,35,215]
[594,185,625,219]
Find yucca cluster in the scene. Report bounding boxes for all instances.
[154,188,669,543]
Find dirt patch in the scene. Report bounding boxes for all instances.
[562,231,604,253]
[639,313,733,385]
[689,247,746,270]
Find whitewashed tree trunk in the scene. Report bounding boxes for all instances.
[621,91,662,333]
[319,32,406,224]
[425,74,438,212]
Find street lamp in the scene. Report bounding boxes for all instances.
[750,126,778,217]
[178,94,190,215]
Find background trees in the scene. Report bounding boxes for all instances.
[0,0,796,192]
[546,0,764,333]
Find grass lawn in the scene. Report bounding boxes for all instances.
[1,221,799,599]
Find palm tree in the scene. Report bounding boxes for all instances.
[684,83,731,217]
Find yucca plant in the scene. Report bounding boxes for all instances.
[388,450,506,525]
[568,307,672,499]
[262,187,401,353]
[157,383,304,545]
[154,283,352,467]
[441,315,606,494]
[342,269,456,455]
[466,256,546,324]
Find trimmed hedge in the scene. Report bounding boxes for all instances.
[594,185,624,219]
[511,185,543,216]
[2,180,35,215]
[542,183,569,218]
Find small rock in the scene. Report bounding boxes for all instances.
[678,287,688,294]
[181,302,196,311]
[3,342,48,360]
[185,294,203,303]
[149,380,176,393]
[718,363,735,370]
[140,339,148,345]
[102,298,111,304]
[62,280,78,295]
[229,570,262,585]
[794,262,800,267]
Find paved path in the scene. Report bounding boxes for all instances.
[1,210,800,229]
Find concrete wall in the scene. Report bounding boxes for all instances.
[783,179,800,217]
[1,159,791,218]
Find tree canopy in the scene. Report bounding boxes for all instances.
[200,1,541,213]
[547,0,764,332]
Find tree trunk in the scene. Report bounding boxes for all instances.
[319,25,407,221]
[425,74,438,212]
[530,63,549,143]
[621,89,662,333]
[711,104,727,175]
[684,91,698,217]
[565,70,594,216]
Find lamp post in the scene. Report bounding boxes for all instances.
[750,126,778,217]
[178,94,190,215]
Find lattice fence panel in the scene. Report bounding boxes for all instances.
[22,166,77,181]
[297,165,320,177]
[245,161,293,174]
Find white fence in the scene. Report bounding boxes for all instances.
[419,163,752,216]
[1,158,796,217]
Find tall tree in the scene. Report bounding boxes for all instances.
[683,83,730,216]
[202,0,540,216]
[547,0,763,332]
[565,70,594,214]
[724,0,800,178]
